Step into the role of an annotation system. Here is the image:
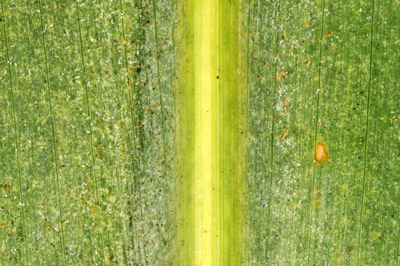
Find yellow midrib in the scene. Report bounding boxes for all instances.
[194,0,215,265]
[177,0,246,264]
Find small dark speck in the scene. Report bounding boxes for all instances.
[62,165,65,167]
[216,76,219,79]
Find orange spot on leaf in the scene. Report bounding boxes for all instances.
[315,142,328,163]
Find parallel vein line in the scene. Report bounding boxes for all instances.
[357,0,375,262]
[0,2,29,264]
[38,1,66,264]
[307,0,326,263]
[117,0,139,262]
[75,1,105,264]
[266,0,280,262]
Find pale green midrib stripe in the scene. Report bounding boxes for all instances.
[175,0,196,263]
[0,1,29,263]
[357,0,375,262]
[75,2,106,264]
[219,0,247,263]
[245,1,252,263]
[38,0,66,264]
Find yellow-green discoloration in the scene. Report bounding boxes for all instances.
[175,0,247,265]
